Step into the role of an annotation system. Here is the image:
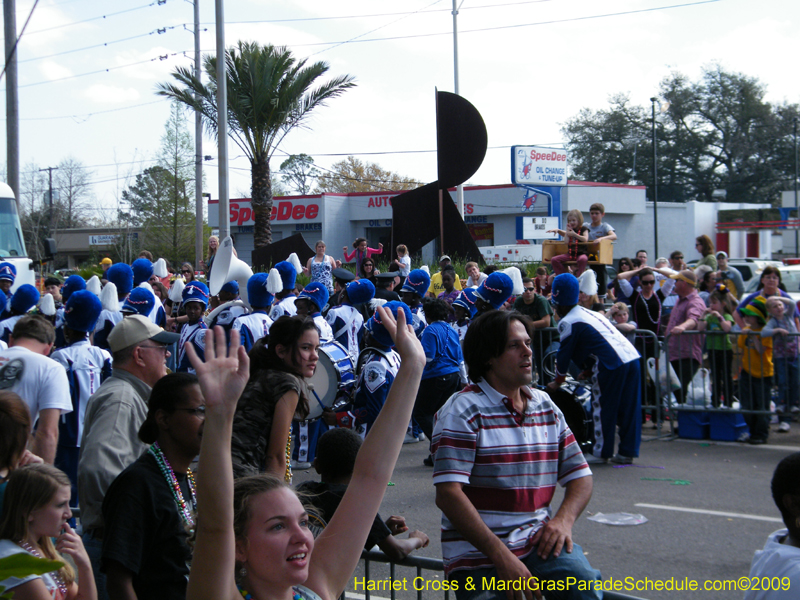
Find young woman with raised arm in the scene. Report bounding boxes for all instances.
[185,306,426,600]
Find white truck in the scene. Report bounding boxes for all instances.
[0,182,40,291]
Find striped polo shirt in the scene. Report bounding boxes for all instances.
[431,381,591,575]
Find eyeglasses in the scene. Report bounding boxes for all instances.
[523,287,535,292]
[181,270,192,274]
[641,280,656,286]
[139,344,169,355]
[174,406,205,419]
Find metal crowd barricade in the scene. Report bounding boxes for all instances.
[661,329,790,437]
[354,550,649,600]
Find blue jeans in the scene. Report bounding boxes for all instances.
[773,356,800,423]
[83,531,109,600]
[449,544,602,600]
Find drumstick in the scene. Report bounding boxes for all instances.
[312,388,327,412]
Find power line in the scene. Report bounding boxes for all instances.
[19,99,169,121]
[19,25,185,64]
[288,0,722,49]
[25,0,171,36]
[0,0,41,82]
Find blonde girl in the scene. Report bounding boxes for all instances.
[547,209,589,277]
[0,464,96,600]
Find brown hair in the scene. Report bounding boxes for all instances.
[696,234,714,257]
[589,203,605,213]
[12,315,55,345]
[566,209,584,231]
[463,311,534,383]
[396,244,408,257]
[0,464,76,585]
[0,392,31,475]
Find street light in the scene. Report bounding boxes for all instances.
[650,97,659,258]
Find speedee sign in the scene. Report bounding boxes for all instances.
[209,197,321,227]
[511,146,568,187]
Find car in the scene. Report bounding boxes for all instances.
[742,264,800,303]
[725,259,782,286]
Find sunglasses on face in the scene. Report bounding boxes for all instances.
[641,280,656,286]
[181,270,192,274]
[524,287,535,292]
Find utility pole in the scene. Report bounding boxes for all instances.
[194,0,203,268]
[214,0,230,241]
[794,116,798,257]
[39,166,58,233]
[452,0,464,218]
[650,97,659,259]
[4,0,19,198]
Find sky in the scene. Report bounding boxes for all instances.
[2,0,800,223]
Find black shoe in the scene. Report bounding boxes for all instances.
[423,455,434,467]
[748,438,768,445]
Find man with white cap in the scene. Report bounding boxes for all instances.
[78,315,180,599]
[547,273,642,465]
[715,251,745,298]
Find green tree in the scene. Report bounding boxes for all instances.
[562,65,800,205]
[158,41,355,247]
[280,154,319,195]
[315,156,422,193]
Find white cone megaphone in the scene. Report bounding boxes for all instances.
[209,236,254,308]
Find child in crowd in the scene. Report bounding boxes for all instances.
[534,266,551,296]
[547,208,590,277]
[606,302,636,344]
[762,295,800,432]
[296,428,430,562]
[738,298,773,445]
[176,281,209,374]
[393,244,411,278]
[437,266,459,322]
[343,237,383,275]
[0,464,96,600]
[583,203,617,297]
[698,286,737,407]
[451,288,477,343]
[464,261,487,288]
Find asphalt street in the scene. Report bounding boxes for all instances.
[291,423,800,600]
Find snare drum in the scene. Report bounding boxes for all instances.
[306,341,355,420]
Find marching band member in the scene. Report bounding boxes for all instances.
[231,273,275,353]
[176,282,210,374]
[325,279,375,364]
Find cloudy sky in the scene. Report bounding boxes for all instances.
[3,0,799,220]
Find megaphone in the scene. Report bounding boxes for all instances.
[209,236,254,308]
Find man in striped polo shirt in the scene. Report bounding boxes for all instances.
[432,310,601,600]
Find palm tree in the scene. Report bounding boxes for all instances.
[157,41,355,247]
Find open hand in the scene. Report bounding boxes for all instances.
[531,515,574,560]
[187,327,249,417]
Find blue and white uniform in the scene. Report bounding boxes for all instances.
[409,305,427,339]
[353,347,401,433]
[93,300,125,351]
[51,340,112,500]
[311,312,333,343]
[269,295,298,321]
[0,315,24,344]
[556,305,641,460]
[176,321,207,374]
[325,305,364,364]
[231,311,273,353]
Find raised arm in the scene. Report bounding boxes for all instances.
[307,307,426,600]
[185,327,250,600]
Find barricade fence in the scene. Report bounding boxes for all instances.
[661,328,799,441]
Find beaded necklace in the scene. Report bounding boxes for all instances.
[284,431,293,483]
[17,540,68,597]
[148,441,197,532]
[237,584,303,600]
[635,289,662,333]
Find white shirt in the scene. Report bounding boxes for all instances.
[0,345,72,427]
[744,529,800,600]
